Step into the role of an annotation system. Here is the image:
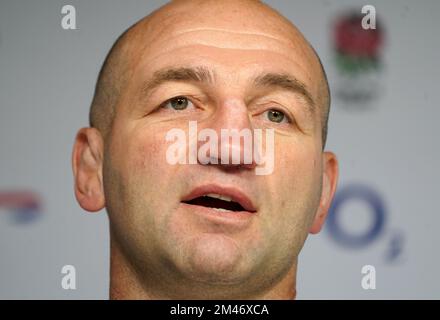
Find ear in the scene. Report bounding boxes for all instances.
[309,151,339,234]
[72,127,105,212]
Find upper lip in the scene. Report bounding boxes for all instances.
[181,184,257,213]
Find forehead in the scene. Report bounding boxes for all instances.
[126,2,321,98]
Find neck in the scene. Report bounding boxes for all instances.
[109,238,297,300]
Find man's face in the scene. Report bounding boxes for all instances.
[87,1,336,297]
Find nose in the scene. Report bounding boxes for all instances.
[197,98,258,170]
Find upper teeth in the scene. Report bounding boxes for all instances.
[204,193,233,202]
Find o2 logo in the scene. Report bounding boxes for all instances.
[0,191,42,224]
[327,183,404,262]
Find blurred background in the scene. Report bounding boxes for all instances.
[0,0,439,299]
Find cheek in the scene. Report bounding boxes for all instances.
[270,142,322,247]
[123,126,175,182]
[110,125,180,213]
[130,130,184,212]
[271,139,322,215]
[134,135,165,175]
[109,127,185,240]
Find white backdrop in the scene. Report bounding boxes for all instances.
[1,0,439,299]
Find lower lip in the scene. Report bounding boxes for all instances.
[180,202,255,226]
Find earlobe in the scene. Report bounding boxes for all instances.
[309,151,339,234]
[72,127,105,212]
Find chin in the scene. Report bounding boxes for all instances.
[181,233,251,284]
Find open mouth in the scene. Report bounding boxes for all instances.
[183,194,246,212]
[181,185,257,214]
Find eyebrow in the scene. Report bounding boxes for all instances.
[141,66,215,95]
[253,72,315,114]
[140,66,315,114]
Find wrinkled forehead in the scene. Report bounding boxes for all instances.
[124,1,322,96]
[145,0,302,41]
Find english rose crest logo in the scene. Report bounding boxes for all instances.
[333,12,385,105]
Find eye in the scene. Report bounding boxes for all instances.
[265,109,289,123]
[162,96,194,111]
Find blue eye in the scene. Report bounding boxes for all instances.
[163,96,192,110]
[266,109,287,123]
